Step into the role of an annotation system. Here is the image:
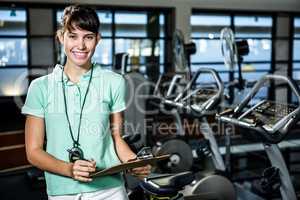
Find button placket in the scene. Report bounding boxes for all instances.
[65,84,77,129]
[71,85,81,135]
[74,84,82,114]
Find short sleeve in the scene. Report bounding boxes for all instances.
[110,76,126,113]
[21,79,45,118]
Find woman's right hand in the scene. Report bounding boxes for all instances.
[71,160,96,182]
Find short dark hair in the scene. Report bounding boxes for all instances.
[58,5,100,34]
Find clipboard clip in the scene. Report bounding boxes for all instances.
[137,147,153,159]
[127,147,154,162]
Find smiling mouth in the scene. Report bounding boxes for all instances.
[72,51,88,59]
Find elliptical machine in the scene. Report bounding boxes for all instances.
[217,74,300,200]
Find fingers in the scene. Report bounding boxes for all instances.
[131,166,150,175]
[72,159,96,182]
[130,165,151,179]
[73,165,95,173]
[77,159,96,168]
[73,176,92,182]
[73,171,92,182]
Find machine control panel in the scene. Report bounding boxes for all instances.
[189,88,218,104]
[239,100,298,132]
[181,88,219,113]
[218,74,300,143]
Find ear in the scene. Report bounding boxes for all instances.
[96,33,101,44]
[57,30,64,45]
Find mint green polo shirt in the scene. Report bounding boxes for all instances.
[22,64,126,195]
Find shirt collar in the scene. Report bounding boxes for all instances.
[53,63,101,83]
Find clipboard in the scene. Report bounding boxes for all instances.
[89,154,170,177]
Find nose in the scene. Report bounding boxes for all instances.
[77,38,86,50]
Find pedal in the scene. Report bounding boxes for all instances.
[195,139,212,159]
[252,166,281,198]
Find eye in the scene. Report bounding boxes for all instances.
[68,34,76,39]
[86,36,95,40]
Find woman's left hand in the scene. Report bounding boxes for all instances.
[129,164,151,179]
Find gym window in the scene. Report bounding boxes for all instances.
[0,8,28,97]
[190,14,230,82]
[233,15,272,81]
[190,12,273,84]
[293,17,300,81]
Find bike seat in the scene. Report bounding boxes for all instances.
[140,171,194,196]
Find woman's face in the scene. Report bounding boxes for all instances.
[60,26,100,68]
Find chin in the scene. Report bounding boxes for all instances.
[72,59,90,67]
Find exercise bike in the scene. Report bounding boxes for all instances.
[137,68,236,200]
[159,68,226,173]
[217,74,300,200]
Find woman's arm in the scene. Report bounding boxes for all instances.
[110,112,136,162]
[25,115,95,182]
[110,112,151,178]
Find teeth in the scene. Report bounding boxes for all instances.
[73,51,87,59]
[74,52,86,55]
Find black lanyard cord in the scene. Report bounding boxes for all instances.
[61,65,94,147]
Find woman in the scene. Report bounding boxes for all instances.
[22,5,150,199]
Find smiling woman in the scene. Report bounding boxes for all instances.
[21,5,151,200]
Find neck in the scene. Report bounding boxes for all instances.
[64,61,92,83]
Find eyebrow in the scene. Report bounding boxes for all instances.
[85,33,96,37]
[67,32,96,37]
